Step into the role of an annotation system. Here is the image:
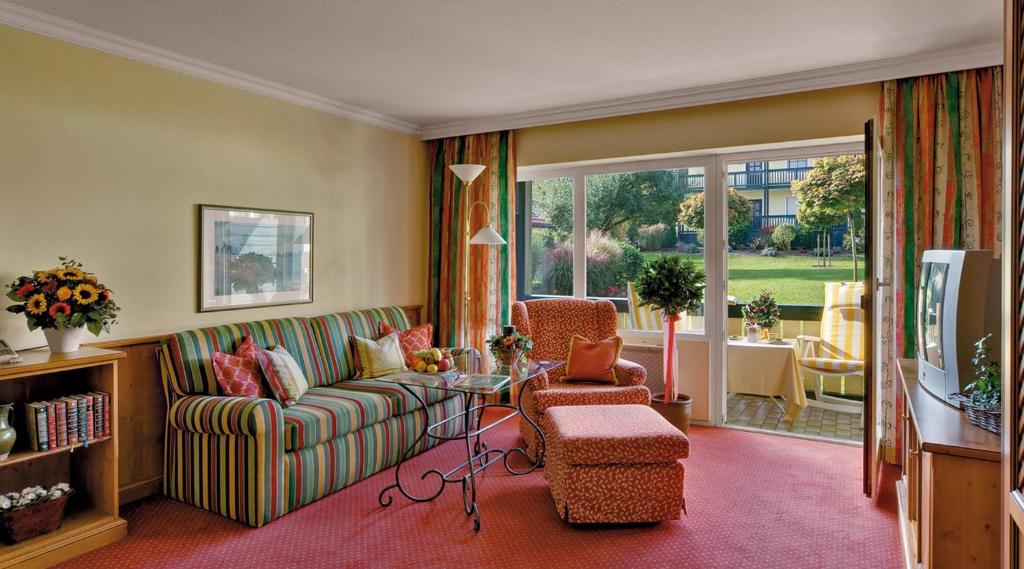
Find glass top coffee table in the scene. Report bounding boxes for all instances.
[376,355,563,531]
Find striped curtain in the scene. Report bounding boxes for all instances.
[878,67,1003,463]
[427,131,516,358]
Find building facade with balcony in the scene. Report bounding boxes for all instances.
[680,158,846,243]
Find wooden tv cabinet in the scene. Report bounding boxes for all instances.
[896,359,999,569]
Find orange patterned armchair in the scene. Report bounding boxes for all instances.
[512,298,651,462]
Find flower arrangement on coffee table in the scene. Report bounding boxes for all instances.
[742,289,782,340]
[487,327,533,366]
[5,258,120,352]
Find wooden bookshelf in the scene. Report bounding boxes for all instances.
[1,437,112,468]
[0,347,126,568]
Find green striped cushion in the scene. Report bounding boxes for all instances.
[165,317,326,396]
[281,379,452,451]
[310,307,411,385]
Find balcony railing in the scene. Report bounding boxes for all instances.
[681,165,813,192]
[678,214,847,245]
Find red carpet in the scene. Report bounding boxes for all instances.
[59,414,901,569]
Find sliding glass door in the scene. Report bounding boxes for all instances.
[517,141,867,433]
[517,156,722,421]
[715,141,867,438]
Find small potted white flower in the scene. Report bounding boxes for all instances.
[0,483,74,543]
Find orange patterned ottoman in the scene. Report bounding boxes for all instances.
[543,404,689,524]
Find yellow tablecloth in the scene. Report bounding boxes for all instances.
[727,339,808,421]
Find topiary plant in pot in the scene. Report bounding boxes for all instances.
[634,255,706,432]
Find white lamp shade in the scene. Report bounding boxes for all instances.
[469,226,506,245]
[449,164,486,184]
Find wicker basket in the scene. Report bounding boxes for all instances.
[0,494,70,544]
[951,394,1001,435]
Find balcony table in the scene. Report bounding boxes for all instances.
[726,338,807,421]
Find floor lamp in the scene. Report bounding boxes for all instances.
[449,164,506,354]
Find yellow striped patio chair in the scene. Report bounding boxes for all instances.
[626,282,731,333]
[627,281,663,331]
[797,282,865,420]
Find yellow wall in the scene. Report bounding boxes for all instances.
[0,25,427,349]
[517,83,879,166]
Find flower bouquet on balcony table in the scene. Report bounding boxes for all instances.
[742,290,781,342]
[0,483,74,544]
[5,258,121,353]
[487,326,532,367]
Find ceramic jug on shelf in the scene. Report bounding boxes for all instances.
[0,402,16,461]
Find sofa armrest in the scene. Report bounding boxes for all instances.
[443,346,482,370]
[165,394,285,527]
[169,395,283,438]
[615,358,647,386]
[534,385,651,413]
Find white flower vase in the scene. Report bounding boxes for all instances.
[43,328,83,354]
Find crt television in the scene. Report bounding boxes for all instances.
[915,249,1000,408]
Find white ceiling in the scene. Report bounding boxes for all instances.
[1,0,1003,138]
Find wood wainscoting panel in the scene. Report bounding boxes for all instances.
[91,305,424,506]
[90,336,166,506]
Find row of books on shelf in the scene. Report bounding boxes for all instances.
[24,392,110,452]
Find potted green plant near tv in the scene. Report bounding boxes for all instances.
[634,255,705,433]
[952,333,1001,434]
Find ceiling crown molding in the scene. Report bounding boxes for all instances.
[0,0,1002,141]
[0,0,419,135]
[418,42,1002,140]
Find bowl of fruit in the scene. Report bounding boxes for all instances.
[410,348,456,374]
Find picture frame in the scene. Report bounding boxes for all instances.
[197,204,313,312]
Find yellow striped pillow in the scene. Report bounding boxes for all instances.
[350,332,407,379]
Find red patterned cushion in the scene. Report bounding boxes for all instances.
[544,404,689,464]
[211,336,266,397]
[378,322,433,368]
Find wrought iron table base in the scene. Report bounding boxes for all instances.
[378,383,545,531]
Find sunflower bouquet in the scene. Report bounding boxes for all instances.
[5,258,120,335]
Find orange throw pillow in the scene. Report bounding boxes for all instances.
[563,335,623,385]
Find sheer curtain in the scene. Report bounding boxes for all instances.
[426,131,516,359]
[878,67,1003,463]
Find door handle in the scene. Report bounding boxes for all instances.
[874,280,891,290]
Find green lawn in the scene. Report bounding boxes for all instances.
[642,251,862,305]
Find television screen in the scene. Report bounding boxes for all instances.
[917,262,948,369]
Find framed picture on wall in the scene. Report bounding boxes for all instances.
[198,204,313,312]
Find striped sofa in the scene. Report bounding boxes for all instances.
[158,306,466,527]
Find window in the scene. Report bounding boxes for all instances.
[517,162,706,334]
[518,177,572,297]
[749,198,763,219]
[788,158,809,168]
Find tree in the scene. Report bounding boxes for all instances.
[677,188,754,232]
[531,177,573,236]
[531,170,687,236]
[790,155,866,280]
